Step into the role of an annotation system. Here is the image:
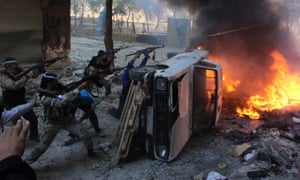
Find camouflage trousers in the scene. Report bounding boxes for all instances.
[27,120,93,163]
[95,78,111,96]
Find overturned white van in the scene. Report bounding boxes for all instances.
[116,49,222,162]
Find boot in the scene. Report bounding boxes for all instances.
[87,149,102,160]
[63,134,80,146]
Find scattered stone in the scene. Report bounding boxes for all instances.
[243,149,258,162]
[224,130,255,144]
[263,140,293,168]
[228,166,250,179]
[193,172,205,180]
[97,142,112,152]
[206,171,227,180]
[280,130,295,140]
[263,110,293,129]
[292,116,300,138]
[229,143,252,157]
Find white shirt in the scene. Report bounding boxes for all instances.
[1,103,33,124]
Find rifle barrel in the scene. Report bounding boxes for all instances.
[125,45,164,57]
[13,56,66,80]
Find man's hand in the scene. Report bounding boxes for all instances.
[0,120,30,161]
[31,93,38,106]
[26,70,34,78]
[133,53,141,59]
[78,81,88,90]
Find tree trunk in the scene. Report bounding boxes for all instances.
[143,8,150,33]
[104,0,113,50]
[131,12,136,34]
[72,0,78,27]
[74,14,78,27]
[80,2,85,26]
[126,10,131,29]
[92,12,96,28]
[155,18,160,31]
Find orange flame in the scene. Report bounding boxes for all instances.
[236,106,260,120]
[197,45,203,50]
[208,55,240,93]
[236,50,300,119]
[223,76,240,92]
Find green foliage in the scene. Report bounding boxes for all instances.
[86,0,104,14]
[114,0,138,12]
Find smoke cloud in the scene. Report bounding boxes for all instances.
[161,0,298,97]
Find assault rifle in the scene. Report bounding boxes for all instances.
[105,46,130,58]
[14,56,66,80]
[125,45,164,61]
[65,66,127,90]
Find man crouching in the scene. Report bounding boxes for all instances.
[26,72,96,164]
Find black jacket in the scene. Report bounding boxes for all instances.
[0,71,27,107]
[0,156,36,180]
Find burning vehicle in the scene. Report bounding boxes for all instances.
[116,49,222,162]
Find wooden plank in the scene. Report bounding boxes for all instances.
[116,81,145,162]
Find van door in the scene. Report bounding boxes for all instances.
[192,65,220,131]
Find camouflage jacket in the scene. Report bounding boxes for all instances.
[0,71,28,90]
[84,62,113,78]
[39,88,80,123]
[0,71,29,105]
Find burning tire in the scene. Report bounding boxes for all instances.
[129,65,168,81]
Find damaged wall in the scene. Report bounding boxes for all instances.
[41,0,70,62]
[0,0,70,63]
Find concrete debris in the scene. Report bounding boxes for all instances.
[193,172,205,180]
[263,140,293,168]
[224,130,256,144]
[229,143,252,157]
[206,171,227,180]
[292,116,300,137]
[243,149,258,162]
[97,142,112,152]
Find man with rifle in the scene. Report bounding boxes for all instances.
[75,47,128,133]
[0,57,39,142]
[25,72,97,164]
[12,56,66,80]
[64,63,127,146]
[84,47,128,96]
[69,49,116,139]
[108,45,164,119]
[84,50,114,97]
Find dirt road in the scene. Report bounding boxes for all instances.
[21,36,299,180]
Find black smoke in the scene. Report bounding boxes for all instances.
[162,0,298,97]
